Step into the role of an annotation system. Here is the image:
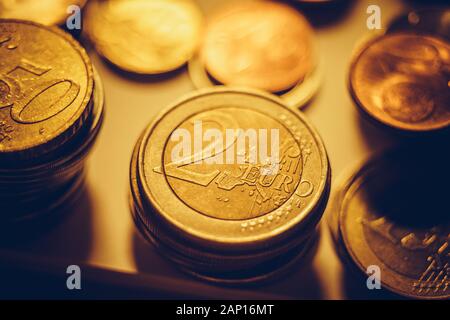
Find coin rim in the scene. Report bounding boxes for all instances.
[136,86,330,248]
[188,52,323,109]
[348,31,450,132]
[333,146,450,300]
[0,19,94,156]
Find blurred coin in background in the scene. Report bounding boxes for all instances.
[200,1,316,93]
[349,32,450,132]
[0,0,86,26]
[84,0,204,75]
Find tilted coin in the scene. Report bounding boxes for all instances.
[0,19,94,160]
[130,87,330,282]
[331,142,450,299]
[84,0,204,74]
[201,1,315,93]
[0,0,86,26]
[349,32,450,132]
[188,52,323,109]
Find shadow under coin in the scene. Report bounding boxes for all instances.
[286,0,356,28]
[132,230,187,281]
[259,230,325,299]
[133,229,324,299]
[91,50,187,84]
[356,109,408,151]
[4,181,95,262]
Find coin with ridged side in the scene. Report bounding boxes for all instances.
[136,87,330,251]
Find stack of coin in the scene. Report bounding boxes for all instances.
[129,87,330,284]
[189,0,321,109]
[0,20,104,235]
[328,141,449,299]
[348,31,450,132]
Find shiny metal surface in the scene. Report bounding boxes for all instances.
[2,0,421,299]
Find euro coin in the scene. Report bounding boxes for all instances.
[349,32,450,132]
[0,19,94,161]
[130,87,330,282]
[84,0,204,74]
[330,142,450,299]
[0,20,103,235]
[201,1,315,93]
[0,0,86,26]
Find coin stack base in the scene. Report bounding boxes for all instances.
[129,87,330,284]
[0,20,104,240]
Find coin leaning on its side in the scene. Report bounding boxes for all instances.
[330,143,450,299]
[349,32,450,132]
[130,87,330,282]
[84,0,204,75]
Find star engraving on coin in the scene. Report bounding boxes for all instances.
[335,144,450,299]
[362,216,449,295]
[136,88,329,248]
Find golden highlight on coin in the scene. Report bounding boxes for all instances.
[349,32,450,132]
[0,19,104,234]
[200,1,315,93]
[130,87,330,283]
[329,142,449,299]
[189,1,320,109]
[84,0,204,74]
[0,0,86,26]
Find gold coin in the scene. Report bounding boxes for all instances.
[201,1,315,93]
[0,19,94,160]
[333,142,450,299]
[349,33,450,132]
[136,87,330,251]
[0,66,103,226]
[188,51,323,109]
[84,0,204,74]
[0,0,86,26]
